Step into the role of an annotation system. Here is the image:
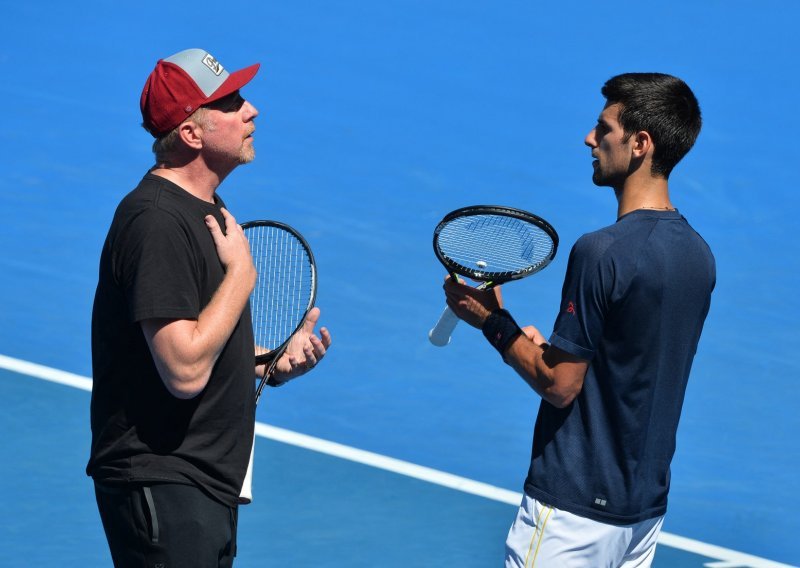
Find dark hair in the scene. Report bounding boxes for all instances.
[601,73,701,178]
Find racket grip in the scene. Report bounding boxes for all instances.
[238,435,255,504]
[429,306,460,346]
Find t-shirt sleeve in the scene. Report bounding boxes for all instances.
[548,233,614,361]
[114,209,202,323]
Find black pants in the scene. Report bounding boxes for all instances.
[94,482,238,568]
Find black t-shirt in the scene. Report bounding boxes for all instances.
[87,173,256,507]
[525,209,716,524]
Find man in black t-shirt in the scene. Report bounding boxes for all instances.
[442,74,714,566]
[88,48,331,567]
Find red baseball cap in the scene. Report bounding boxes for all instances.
[140,48,260,137]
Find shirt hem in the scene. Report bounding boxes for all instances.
[523,484,666,526]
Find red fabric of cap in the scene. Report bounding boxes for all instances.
[140,59,259,137]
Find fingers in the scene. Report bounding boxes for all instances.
[299,309,331,351]
[272,309,331,383]
[205,208,236,234]
[443,281,474,307]
[521,325,540,342]
[493,285,503,307]
[443,274,463,291]
[297,309,329,358]
[442,275,501,309]
[271,332,328,383]
[308,328,330,357]
[205,208,243,240]
[443,274,485,295]
[302,339,320,368]
[204,214,223,245]
[299,321,330,364]
[303,307,321,330]
[204,209,254,280]
[318,326,332,348]
[521,324,547,345]
[441,275,501,329]
[220,207,246,240]
[219,207,234,227]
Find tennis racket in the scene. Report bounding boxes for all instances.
[238,220,317,503]
[429,205,558,346]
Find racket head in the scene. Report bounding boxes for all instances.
[433,205,559,284]
[240,220,317,366]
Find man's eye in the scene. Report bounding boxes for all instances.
[227,95,245,112]
[208,92,245,113]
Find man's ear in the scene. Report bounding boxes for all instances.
[631,130,653,159]
[177,120,204,150]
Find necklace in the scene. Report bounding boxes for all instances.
[639,205,676,211]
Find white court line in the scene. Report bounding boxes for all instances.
[0,354,93,392]
[0,353,794,568]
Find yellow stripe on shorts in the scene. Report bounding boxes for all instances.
[525,503,553,567]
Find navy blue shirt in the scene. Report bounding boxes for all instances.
[524,209,715,525]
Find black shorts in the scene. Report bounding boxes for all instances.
[94,481,238,568]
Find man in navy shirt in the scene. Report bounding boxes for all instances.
[443,73,715,566]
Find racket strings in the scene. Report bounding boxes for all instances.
[246,224,314,353]
[438,215,555,276]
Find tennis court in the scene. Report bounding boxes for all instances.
[1,1,798,566]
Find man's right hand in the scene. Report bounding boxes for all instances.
[204,208,256,289]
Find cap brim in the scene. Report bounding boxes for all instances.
[206,62,260,105]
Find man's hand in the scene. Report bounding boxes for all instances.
[268,307,332,384]
[204,208,256,288]
[521,324,548,347]
[443,275,503,329]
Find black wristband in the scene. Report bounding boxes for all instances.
[482,309,523,356]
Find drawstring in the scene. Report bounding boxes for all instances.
[142,486,160,543]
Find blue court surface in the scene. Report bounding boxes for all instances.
[1,1,798,566]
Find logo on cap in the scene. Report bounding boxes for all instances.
[202,54,224,76]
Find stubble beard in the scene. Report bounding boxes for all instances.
[239,134,256,164]
[591,161,625,189]
[240,146,255,164]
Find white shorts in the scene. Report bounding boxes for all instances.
[504,494,664,568]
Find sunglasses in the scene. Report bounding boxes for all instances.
[204,91,246,113]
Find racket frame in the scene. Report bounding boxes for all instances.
[240,220,317,400]
[239,219,317,502]
[433,204,559,285]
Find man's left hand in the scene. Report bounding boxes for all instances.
[269,307,331,384]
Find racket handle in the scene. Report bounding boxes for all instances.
[238,435,255,504]
[429,306,460,346]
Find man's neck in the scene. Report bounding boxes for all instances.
[615,174,673,218]
[151,161,230,204]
